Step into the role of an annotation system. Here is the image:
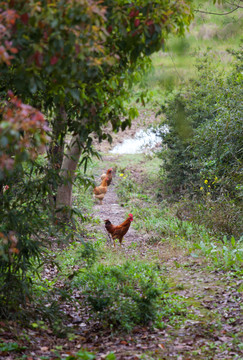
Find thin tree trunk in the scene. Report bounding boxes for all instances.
[48,105,67,171]
[56,134,82,220]
[47,106,67,207]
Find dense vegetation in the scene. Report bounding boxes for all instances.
[158,49,242,238]
[0,0,242,359]
[0,0,193,318]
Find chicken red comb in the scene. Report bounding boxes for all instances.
[128,213,133,217]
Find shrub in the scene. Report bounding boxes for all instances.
[0,158,55,319]
[172,192,242,239]
[158,49,243,237]
[159,49,242,201]
[73,261,168,332]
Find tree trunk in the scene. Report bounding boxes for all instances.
[48,106,67,170]
[56,134,82,220]
[47,106,67,208]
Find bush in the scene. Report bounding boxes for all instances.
[172,192,242,239]
[0,157,55,319]
[73,261,168,332]
[158,49,243,237]
[159,49,242,200]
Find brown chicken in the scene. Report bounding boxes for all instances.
[101,168,112,186]
[105,213,133,246]
[93,177,109,205]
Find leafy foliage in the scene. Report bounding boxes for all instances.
[158,49,243,237]
[0,91,49,179]
[1,0,194,141]
[160,50,242,199]
[0,159,55,318]
[73,261,168,332]
[0,0,194,214]
[0,341,25,352]
[0,0,194,320]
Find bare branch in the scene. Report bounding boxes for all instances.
[195,2,242,16]
[226,1,243,8]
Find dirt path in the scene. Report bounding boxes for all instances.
[93,167,142,251]
[88,155,243,360]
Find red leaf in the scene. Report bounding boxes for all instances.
[132,30,139,37]
[134,19,140,27]
[34,51,43,67]
[10,47,18,54]
[146,19,154,26]
[75,44,80,54]
[20,13,29,25]
[43,31,49,42]
[50,56,58,65]
[129,9,135,18]
[129,8,139,18]
[107,25,112,33]
[7,90,14,99]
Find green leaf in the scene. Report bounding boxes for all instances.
[106,352,116,360]
[75,350,96,360]
[231,236,236,247]
[70,89,82,103]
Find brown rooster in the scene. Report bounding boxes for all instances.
[101,168,112,186]
[105,213,133,246]
[93,177,109,205]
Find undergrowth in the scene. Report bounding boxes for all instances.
[72,261,187,332]
[114,163,243,273]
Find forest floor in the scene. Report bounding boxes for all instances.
[0,123,242,360]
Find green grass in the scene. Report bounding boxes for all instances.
[111,153,243,273]
[135,0,243,104]
[75,150,242,274]
[71,258,188,332]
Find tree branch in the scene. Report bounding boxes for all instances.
[226,1,243,9]
[195,3,241,16]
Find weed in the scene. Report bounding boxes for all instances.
[55,240,100,280]
[115,172,136,204]
[73,260,186,332]
[51,349,97,360]
[0,341,26,352]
